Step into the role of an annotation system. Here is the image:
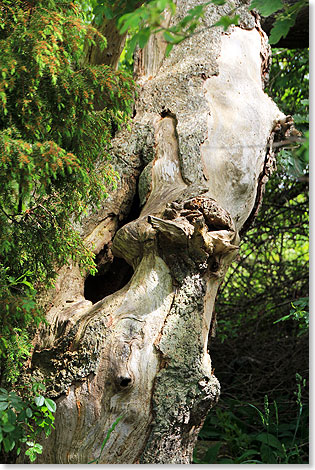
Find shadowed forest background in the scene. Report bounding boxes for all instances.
[0,0,309,464]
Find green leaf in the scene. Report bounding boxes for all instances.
[44,398,56,413]
[163,31,184,44]
[187,4,204,17]
[250,0,283,17]
[0,402,8,411]
[18,410,27,422]
[269,18,295,44]
[255,432,283,450]
[125,34,139,62]
[2,422,15,433]
[163,30,176,43]
[138,28,150,49]
[3,436,15,452]
[236,449,259,463]
[34,396,44,407]
[214,14,239,31]
[165,43,174,56]
[211,0,226,5]
[7,409,16,424]
[101,5,114,19]
[118,12,140,34]
[33,382,46,393]
[157,0,168,10]
[33,443,43,453]
[273,314,292,324]
[248,404,265,425]
[25,446,39,462]
[260,443,277,463]
[88,415,123,464]
[21,279,33,288]
[203,441,222,463]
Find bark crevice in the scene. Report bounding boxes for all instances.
[84,256,134,304]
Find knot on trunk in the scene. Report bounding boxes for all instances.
[273,114,302,143]
[181,196,235,232]
[151,195,235,237]
[148,196,239,279]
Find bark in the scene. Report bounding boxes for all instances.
[81,1,144,68]
[20,0,294,464]
[82,18,126,68]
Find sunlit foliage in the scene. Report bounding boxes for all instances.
[0,0,134,383]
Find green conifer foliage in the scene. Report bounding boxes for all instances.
[0,0,134,382]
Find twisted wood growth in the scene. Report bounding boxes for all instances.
[22,0,290,464]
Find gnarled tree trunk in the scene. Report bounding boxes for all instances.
[22,0,293,464]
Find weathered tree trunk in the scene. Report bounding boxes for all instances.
[22,0,294,464]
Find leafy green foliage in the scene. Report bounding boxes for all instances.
[0,381,56,462]
[94,0,240,60]
[117,0,191,60]
[267,48,309,177]
[214,13,239,31]
[273,49,309,111]
[250,0,283,17]
[0,265,42,384]
[250,0,308,44]
[0,0,134,383]
[89,0,308,69]
[195,375,308,463]
[93,0,143,25]
[93,0,306,62]
[274,297,309,336]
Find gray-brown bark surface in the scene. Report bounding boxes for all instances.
[20,0,293,464]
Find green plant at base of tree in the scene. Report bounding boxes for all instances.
[194,374,308,464]
[0,381,57,462]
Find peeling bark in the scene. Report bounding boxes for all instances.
[20,0,292,464]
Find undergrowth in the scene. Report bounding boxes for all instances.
[194,374,308,464]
